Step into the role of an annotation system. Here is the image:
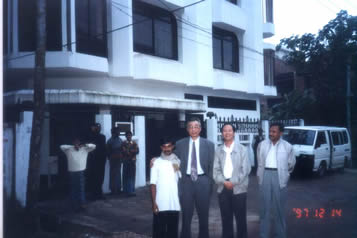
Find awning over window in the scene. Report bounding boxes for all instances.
[4,89,206,112]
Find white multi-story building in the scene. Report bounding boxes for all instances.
[3,0,276,205]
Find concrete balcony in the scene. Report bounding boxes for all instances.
[133,53,187,85]
[212,0,247,32]
[263,22,275,38]
[7,51,108,74]
[212,69,248,93]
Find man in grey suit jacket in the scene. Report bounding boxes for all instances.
[175,117,215,238]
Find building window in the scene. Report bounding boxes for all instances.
[133,1,178,60]
[213,27,239,73]
[263,0,273,23]
[76,0,107,57]
[18,0,62,51]
[208,96,256,111]
[184,93,204,101]
[226,0,237,4]
[264,49,275,86]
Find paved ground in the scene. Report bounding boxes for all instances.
[32,168,357,238]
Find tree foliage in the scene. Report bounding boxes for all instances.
[276,11,357,126]
[268,89,316,121]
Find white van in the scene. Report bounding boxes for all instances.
[283,126,352,176]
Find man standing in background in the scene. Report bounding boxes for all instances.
[87,123,107,200]
[121,131,139,197]
[107,127,123,195]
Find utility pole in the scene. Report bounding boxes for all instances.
[26,0,46,212]
[346,60,351,133]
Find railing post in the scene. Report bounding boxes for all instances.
[262,120,269,140]
[207,117,218,147]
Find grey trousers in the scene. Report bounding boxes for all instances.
[259,170,287,238]
[180,175,212,238]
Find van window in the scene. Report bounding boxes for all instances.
[331,132,342,145]
[342,131,349,144]
[284,129,316,145]
[315,132,327,147]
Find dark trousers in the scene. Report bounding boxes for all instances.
[123,161,136,194]
[86,157,106,198]
[218,188,248,238]
[109,159,122,194]
[180,175,211,238]
[153,211,179,238]
[69,171,85,208]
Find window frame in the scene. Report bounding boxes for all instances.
[75,0,108,57]
[212,26,239,73]
[133,1,178,60]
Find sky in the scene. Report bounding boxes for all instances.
[266,0,357,45]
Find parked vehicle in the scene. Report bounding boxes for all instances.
[283,126,352,176]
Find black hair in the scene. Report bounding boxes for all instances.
[111,127,119,133]
[270,122,284,132]
[220,122,236,133]
[186,117,201,127]
[125,131,133,136]
[159,136,174,146]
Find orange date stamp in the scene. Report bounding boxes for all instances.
[292,208,342,219]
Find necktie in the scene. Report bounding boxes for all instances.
[191,141,198,181]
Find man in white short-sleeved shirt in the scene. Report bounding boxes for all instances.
[60,137,96,212]
[150,137,181,238]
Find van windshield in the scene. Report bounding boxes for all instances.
[283,129,316,145]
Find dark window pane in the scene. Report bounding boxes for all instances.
[342,131,348,144]
[18,0,36,51]
[154,17,173,59]
[47,0,62,51]
[212,27,239,72]
[213,37,222,68]
[133,1,177,60]
[223,39,233,70]
[284,129,316,146]
[4,0,8,54]
[18,0,62,51]
[184,94,204,101]
[66,0,71,51]
[208,96,256,110]
[76,0,107,57]
[331,132,341,145]
[133,13,153,54]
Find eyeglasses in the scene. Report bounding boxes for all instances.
[187,126,201,130]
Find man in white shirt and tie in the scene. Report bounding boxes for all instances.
[174,118,215,238]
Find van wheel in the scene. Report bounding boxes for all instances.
[317,163,326,177]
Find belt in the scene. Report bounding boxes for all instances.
[186,174,206,177]
[265,167,277,171]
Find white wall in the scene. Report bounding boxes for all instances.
[134,116,146,188]
[15,111,33,207]
[96,113,112,194]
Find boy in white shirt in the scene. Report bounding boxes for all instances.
[60,137,96,212]
[150,137,181,238]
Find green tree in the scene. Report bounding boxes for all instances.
[268,89,316,120]
[277,10,357,126]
